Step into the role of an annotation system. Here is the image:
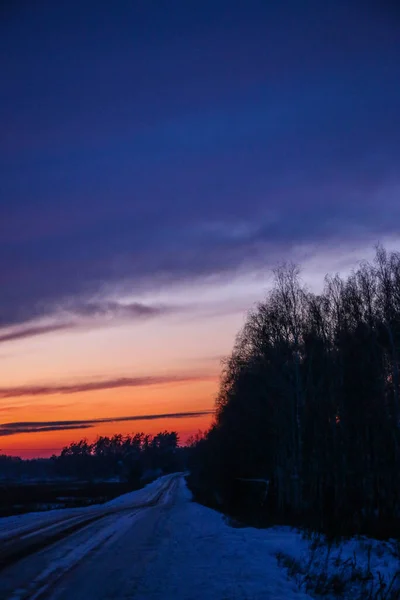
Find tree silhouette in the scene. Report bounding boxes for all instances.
[189,247,400,537]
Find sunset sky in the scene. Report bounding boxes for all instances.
[1,2,400,457]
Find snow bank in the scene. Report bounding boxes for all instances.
[0,505,84,541]
[278,532,400,598]
[133,478,400,599]
[134,477,312,600]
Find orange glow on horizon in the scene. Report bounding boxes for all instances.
[2,412,214,459]
[0,378,217,458]
[0,278,248,460]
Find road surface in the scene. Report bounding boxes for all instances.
[0,474,179,600]
[0,474,311,600]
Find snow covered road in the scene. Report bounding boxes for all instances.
[0,475,179,599]
[0,474,311,600]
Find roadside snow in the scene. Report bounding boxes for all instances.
[133,477,312,600]
[0,506,83,542]
[133,479,400,600]
[278,532,400,598]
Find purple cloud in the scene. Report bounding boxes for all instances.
[1,1,399,329]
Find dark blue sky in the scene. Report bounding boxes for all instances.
[1,1,400,328]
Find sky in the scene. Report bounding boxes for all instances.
[1,1,400,457]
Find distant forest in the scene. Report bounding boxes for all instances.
[188,246,400,538]
[0,431,185,484]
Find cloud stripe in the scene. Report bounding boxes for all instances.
[0,301,179,341]
[0,373,216,399]
[0,410,213,436]
[0,323,73,343]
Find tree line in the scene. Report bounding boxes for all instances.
[54,430,182,482]
[0,430,184,485]
[188,246,400,537]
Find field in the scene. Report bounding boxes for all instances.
[0,480,140,517]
